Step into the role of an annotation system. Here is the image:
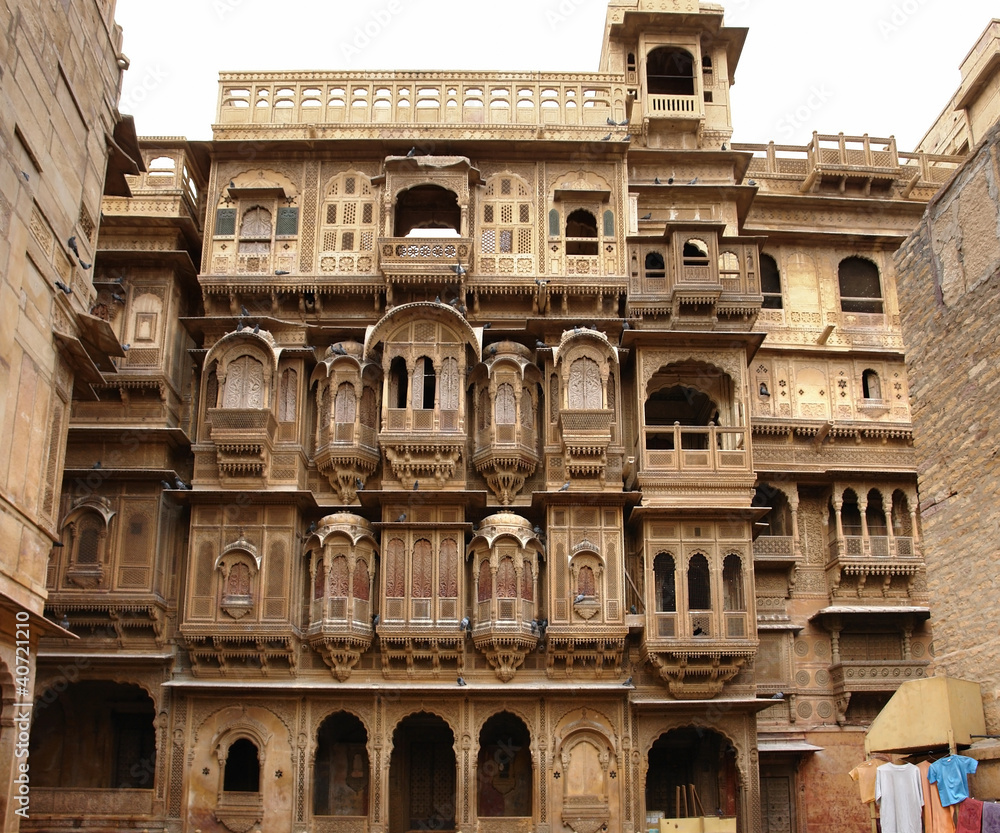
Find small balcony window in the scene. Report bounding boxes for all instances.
[224,738,261,793]
[839,257,883,314]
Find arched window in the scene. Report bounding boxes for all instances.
[577,565,596,597]
[224,738,261,792]
[478,561,492,603]
[682,239,709,266]
[353,560,371,602]
[521,560,533,601]
[360,387,377,428]
[438,538,458,598]
[722,555,744,611]
[335,383,357,423]
[222,355,265,409]
[389,357,408,408]
[394,184,460,236]
[862,369,882,400]
[330,556,349,597]
[654,553,676,612]
[839,257,883,314]
[496,557,517,599]
[687,554,711,610]
[647,47,695,96]
[314,561,326,600]
[226,562,252,598]
[565,209,598,256]
[75,516,102,564]
[411,539,433,598]
[440,357,460,411]
[411,357,436,410]
[568,357,602,409]
[385,538,406,598]
[238,207,272,254]
[760,254,783,309]
[495,383,516,424]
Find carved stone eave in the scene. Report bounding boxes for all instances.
[377,634,467,676]
[472,629,539,682]
[643,645,756,699]
[380,438,464,489]
[307,630,373,682]
[215,792,264,833]
[315,442,380,503]
[181,633,298,677]
[562,796,611,833]
[544,632,627,678]
[44,599,167,647]
[472,445,540,504]
[825,557,922,598]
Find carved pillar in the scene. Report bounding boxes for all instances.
[858,493,870,555]
[903,624,913,660]
[832,495,844,556]
[910,500,921,552]
[830,627,841,666]
[789,487,802,558]
[885,489,897,555]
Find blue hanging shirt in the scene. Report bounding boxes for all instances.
[927,755,978,806]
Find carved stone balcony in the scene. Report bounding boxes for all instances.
[473,422,540,504]
[560,409,614,478]
[472,599,539,682]
[315,421,380,502]
[208,407,278,479]
[830,659,929,696]
[826,535,921,598]
[215,791,264,833]
[26,788,154,820]
[378,236,473,280]
[307,597,373,681]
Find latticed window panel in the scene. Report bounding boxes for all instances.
[480,174,534,261]
[319,171,376,271]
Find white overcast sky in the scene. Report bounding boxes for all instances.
[115,0,997,151]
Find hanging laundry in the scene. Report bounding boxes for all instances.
[876,762,924,833]
[918,760,956,833]
[955,798,984,833]
[928,755,979,807]
[982,801,1000,833]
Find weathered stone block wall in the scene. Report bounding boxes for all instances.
[895,121,1000,731]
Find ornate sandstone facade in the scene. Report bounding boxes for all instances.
[15,2,985,833]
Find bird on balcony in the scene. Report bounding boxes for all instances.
[748,179,758,187]
[630,604,637,614]
[54,280,72,294]
[654,177,662,185]
[161,480,173,490]
[535,340,547,349]
[240,305,250,316]
[372,614,379,626]
[623,676,633,686]
[622,134,632,142]
[396,512,406,523]
[693,625,705,636]
[574,593,586,604]
[459,616,470,631]
[111,293,125,303]
[78,260,91,270]
[457,676,467,686]
[174,477,190,491]
[640,213,652,220]
[601,133,612,141]
[236,321,244,332]
[252,324,260,334]
[274,269,290,275]
[406,147,419,157]
[413,480,419,491]
[558,482,570,492]
[92,461,102,469]
[451,262,467,277]
[606,117,617,126]
[67,236,79,255]
[688,177,699,185]
[356,477,364,490]
[771,692,785,700]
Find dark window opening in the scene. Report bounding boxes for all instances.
[413,356,436,410]
[645,251,665,279]
[838,256,883,314]
[647,47,695,96]
[224,738,261,792]
[838,493,863,536]
[627,53,637,72]
[654,553,676,612]
[760,254,783,309]
[687,554,711,610]
[683,238,709,266]
[862,369,882,399]
[644,385,719,449]
[566,209,598,255]
[113,711,157,789]
[647,728,738,822]
[477,712,532,817]
[390,357,408,408]
[394,184,460,237]
[723,554,744,611]
[753,485,792,536]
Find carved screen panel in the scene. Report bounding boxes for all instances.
[568,357,601,409]
[353,560,371,601]
[335,383,357,424]
[578,565,596,597]
[330,555,349,597]
[478,388,490,430]
[279,369,297,422]
[360,387,377,427]
[520,389,533,429]
[478,561,492,603]
[385,538,406,597]
[521,560,533,601]
[412,539,433,598]
[314,561,326,600]
[227,562,251,596]
[496,557,517,598]
[440,357,460,411]
[495,384,516,424]
[438,538,458,598]
[223,355,265,409]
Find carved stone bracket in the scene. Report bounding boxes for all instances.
[645,649,752,699]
